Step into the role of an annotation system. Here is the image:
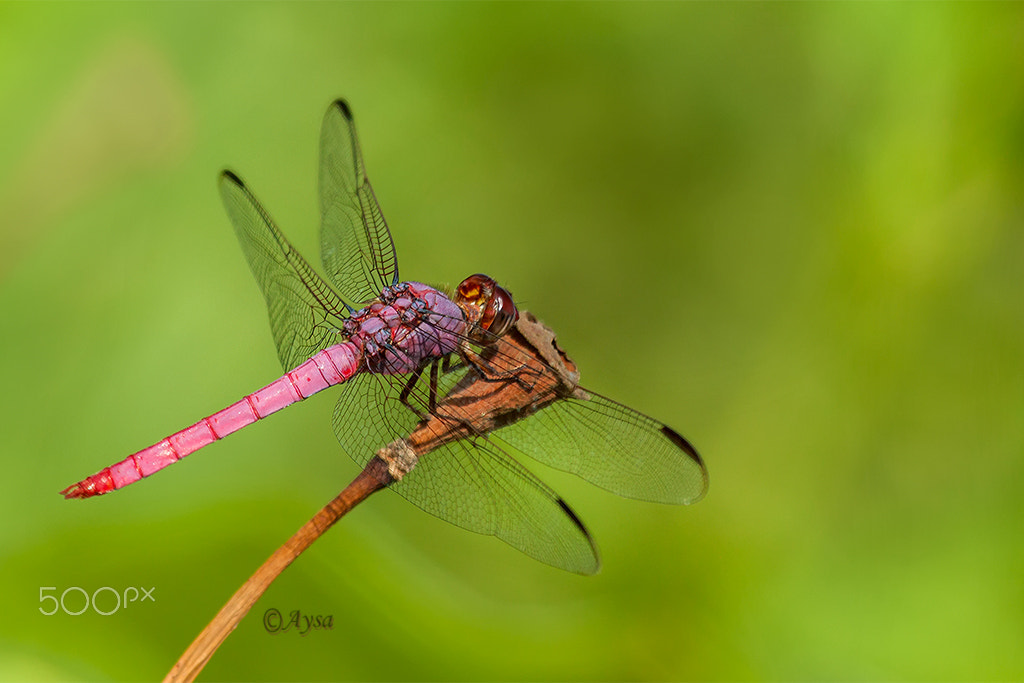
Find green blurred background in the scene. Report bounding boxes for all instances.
[2,2,1022,680]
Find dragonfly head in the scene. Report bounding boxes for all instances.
[455,274,519,344]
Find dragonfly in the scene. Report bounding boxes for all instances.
[62,100,708,574]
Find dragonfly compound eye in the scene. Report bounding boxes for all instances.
[456,274,517,343]
[481,285,518,338]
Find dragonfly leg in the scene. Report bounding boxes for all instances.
[462,346,540,392]
[441,354,460,374]
[428,360,440,413]
[398,358,450,420]
[398,364,429,422]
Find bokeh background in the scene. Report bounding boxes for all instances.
[2,3,1022,681]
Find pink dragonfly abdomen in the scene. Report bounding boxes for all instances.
[62,342,361,499]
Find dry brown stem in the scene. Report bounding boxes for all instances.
[163,312,572,682]
[163,457,392,683]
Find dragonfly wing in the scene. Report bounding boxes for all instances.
[400,434,600,574]
[219,171,349,371]
[319,100,399,307]
[492,391,709,505]
[332,367,600,574]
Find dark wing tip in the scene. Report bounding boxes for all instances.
[660,425,704,467]
[220,169,244,187]
[556,497,602,575]
[660,425,710,501]
[332,99,353,120]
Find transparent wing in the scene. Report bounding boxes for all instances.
[219,171,349,371]
[492,391,709,505]
[319,100,399,307]
[331,363,600,575]
[454,315,708,505]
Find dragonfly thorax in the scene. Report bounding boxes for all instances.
[344,282,465,375]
